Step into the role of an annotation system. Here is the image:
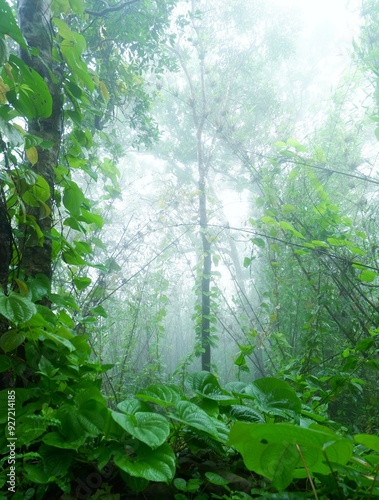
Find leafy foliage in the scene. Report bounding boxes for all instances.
[0,0,379,499]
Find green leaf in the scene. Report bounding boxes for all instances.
[205,472,230,486]
[111,411,170,449]
[79,208,103,228]
[6,55,52,118]
[136,384,182,407]
[286,138,307,152]
[23,464,51,484]
[173,478,187,491]
[0,330,25,352]
[22,174,50,207]
[77,400,109,437]
[187,370,221,393]
[38,445,73,480]
[42,431,85,450]
[243,257,252,267]
[228,422,353,490]
[0,354,13,372]
[188,371,236,403]
[63,181,85,216]
[73,276,91,291]
[0,0,27,49]
[69,0,85,15]
[282,204,296,214]
[27,274,50,302]
[311,240,329,248]
[229,405,264,423]
[261,215,277,225]
[354,433,379,452]
[117,399,152,415]
[60,33,94,92]
[358,269,377,282]
[120,472,149,493]
[245,377,302,415]
[114,442,175,483]
[355,337,373,352]
[62,248,86,266]
[0,293,37,324]
[279,220,294,231]
[251,237,266,248]
[169,401,219,439]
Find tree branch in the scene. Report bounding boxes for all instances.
[85,0,140,17]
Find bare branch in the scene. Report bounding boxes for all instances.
[85,0,140,17]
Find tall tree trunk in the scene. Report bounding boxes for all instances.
[198,138,212,370]
[17,0,62,283]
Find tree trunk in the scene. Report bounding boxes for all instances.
[199,160,212,371]
[17,0,62,283]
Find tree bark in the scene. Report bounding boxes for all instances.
[17,0,62,283]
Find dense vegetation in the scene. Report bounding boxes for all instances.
[0,0,378,498]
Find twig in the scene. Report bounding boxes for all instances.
[85,0,140,17]
[295,443,319,500]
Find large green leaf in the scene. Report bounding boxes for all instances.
[169,400,219,439]
[0,0,27,49]
[114,442,175,483]
[187,371,221,393]
[229,404,265,423]
[22,174,50,207]
[136,384,182,407]
[63,181,85,216]
[244,377,302,415]
[6,55,52,118]
[111,411,169,449]
[117,398,152,415]
[23,464,51,484]
[42,431,85,450]
[0,292,37,324]
[228,422,353,490]
[57,25,94,92]
[39,445,73,479]
[0,330,25,352]
[354,433,379,452]
[187,371,236,403]
[77,400,110,437]
[0,354,13,372]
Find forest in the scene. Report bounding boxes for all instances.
[0,0,379,498]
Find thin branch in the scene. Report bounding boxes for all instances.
[85,0,140,17]
[295,444,319,500]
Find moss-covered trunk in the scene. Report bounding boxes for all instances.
[17,0,62,283]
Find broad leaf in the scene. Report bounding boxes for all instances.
[0,330,25,352]
[0,0,27,49]
[22,174,50,207]
[136,384,182,407]
[244,377,302,415]
[42,431,85,450]
[169,400,219,439]
[228,422,353,490]
[187,371,235,402]
[354,433,379,452]
[117,398,152,415]
[114,442,175,483]
[0,292,36,324]
[111,411,169,449]
[6,55,52,118]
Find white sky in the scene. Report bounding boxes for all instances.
[221,0,362,226]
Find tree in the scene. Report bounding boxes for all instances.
[147,0,296,373]
[0,0,175,372]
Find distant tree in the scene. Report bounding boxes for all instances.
[150,0,296,372]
